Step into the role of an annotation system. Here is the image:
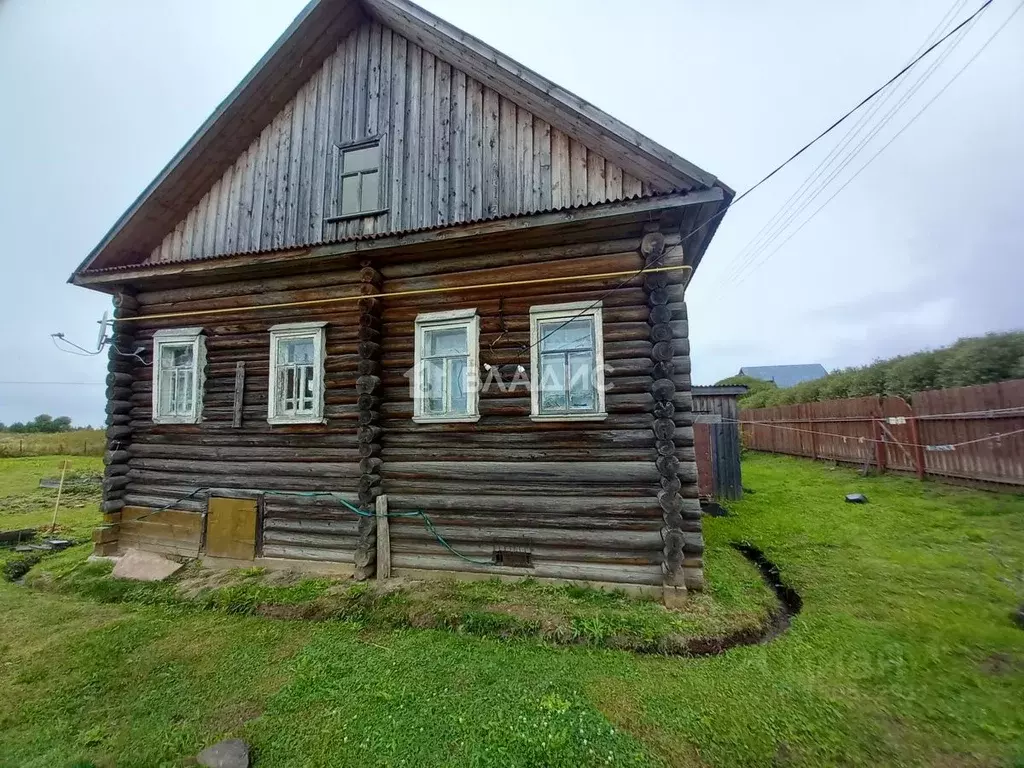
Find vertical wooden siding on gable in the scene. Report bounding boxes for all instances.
[147,22,649,264]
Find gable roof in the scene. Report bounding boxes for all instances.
[739,365,829,389]
[72,0,731,278]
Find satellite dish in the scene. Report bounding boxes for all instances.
[96,311,110,351]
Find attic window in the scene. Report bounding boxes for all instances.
[330,136,386,220]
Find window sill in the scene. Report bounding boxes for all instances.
[324,208,389,223]
[152,416,201,425]
[530,412,608,423]
[412,414,481,424]
[267,416,327,426]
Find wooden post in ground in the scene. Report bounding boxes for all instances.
[909,416,927,480]
[376,494,391,580]
[873,419,887,473]
[49,459,69,533]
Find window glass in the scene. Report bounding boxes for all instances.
[424,358,445,415]
[360,170,380,211]
[343,144,379,173]
[414,315,477,421]
[339,141,383,216]
[275,338,316,415]
[269,327,324,423]
[540,354,567,412]
[340,175,361,215]
[539,319,592,352]
[534,314,600,416]
[425,327,468,356]
[153,335,203,423]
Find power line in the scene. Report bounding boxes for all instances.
[731,0,1023,288]
[494,0,998,369]
[0,381,105,386]
[720,0,976,288]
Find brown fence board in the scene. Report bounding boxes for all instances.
[741,379,1024,489]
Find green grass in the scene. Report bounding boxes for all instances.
[27,543,777,654]
[0,453,1022,766]
[0,456,103,582]
[0,431,105,458]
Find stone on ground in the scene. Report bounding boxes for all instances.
[111,549,184,581]
[196,738,250,768]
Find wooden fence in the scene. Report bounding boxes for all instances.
[741,379,1024,489]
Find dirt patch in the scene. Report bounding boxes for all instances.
[978,652,1020,676]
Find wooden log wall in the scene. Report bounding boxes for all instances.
[377,231,695,588]
[112,226,702,593]
[639,231,703,601]
[93,292,138,556]
[118,268,365,568]
[353,264,383,578]
[146,21,651,265]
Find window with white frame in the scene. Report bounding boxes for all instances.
[530,302,607,420]
[333,137,386,219]
[152,328,206,424]
[268,322,327,424]
[413,309,480,423]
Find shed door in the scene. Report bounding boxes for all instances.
[205,497,258,560]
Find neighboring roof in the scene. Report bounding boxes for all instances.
[693,385,749,397]
[72,0,732,279]
[739,365,828,389]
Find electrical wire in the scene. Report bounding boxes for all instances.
[489,0,998,371]
[719,0,973,287]
[729,417,1024,449]
[730,0,1024,287]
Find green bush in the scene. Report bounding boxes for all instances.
[737,331,1024,409]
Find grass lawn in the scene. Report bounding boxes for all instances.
[1,453,1022,766]
[0,431,105,458]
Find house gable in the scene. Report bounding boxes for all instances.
[73,0,730,277]
[148,20,654,265]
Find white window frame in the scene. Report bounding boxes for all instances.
[529,301,607,422]
[413,308,480,424]
[267,322,327,425]
[152,327,206,425]
[326,135,388,222]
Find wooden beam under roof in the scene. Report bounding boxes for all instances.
[73,190,723,290]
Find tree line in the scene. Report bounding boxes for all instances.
[0,414,82,433]
[717,331,1024,409]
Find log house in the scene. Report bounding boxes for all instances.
[71,0,732,602]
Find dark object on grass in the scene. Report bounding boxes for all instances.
[845,493,868,504]
[701,501,730,517]
[0,528,37,545]
[1014,604,1024,630]
[43,539,73,551]
[196,738,250,768]
[3,553,42,582]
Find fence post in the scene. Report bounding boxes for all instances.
[807,406,818,460]
[873,419,887,473]
[909,416,926,480]
[375,494,391,580]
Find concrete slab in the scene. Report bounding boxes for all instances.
[112,549,185,581]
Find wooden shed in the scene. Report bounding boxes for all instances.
[692,386,746,501]
[70,0,732,603]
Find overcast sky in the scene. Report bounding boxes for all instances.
[0,0,1021,426]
